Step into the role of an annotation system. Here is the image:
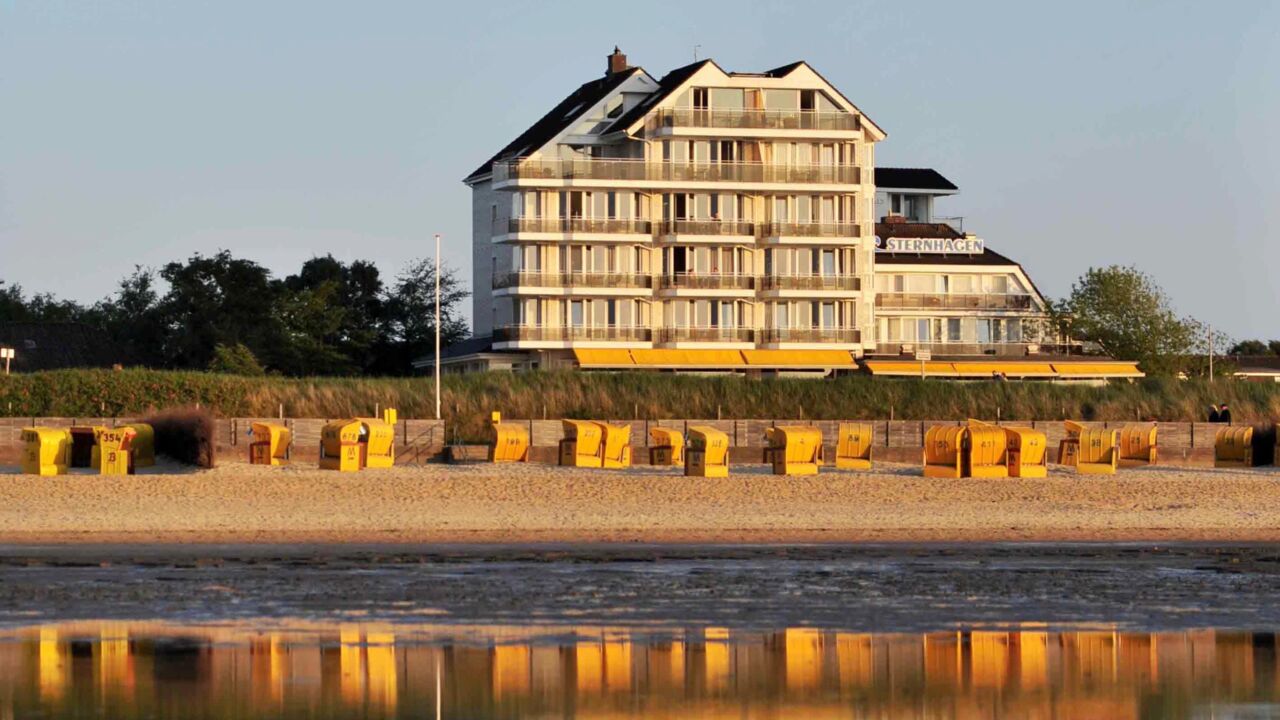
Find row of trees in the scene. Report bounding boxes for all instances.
[0,252,469,376]
[0,258,1245,378]
[1054,265,1211,377]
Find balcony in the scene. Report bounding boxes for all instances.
[761,222,862,239]
[494,159,861,187]
[492,271,653,290]
[494,325,652,343]
[505,217,652,235]
[893,341,1067,357]
[656,326,756,344]
[647,107,861,133]
[657,273,756,291]
[658,219,757,237]
[874,293,1035,311]
[760,274,861,292]
[762,327,862,344]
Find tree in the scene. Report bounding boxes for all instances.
[0,281,91,323]
[379,257,469,373]
[1060,266,1202,376]
[208,342,266,375]
[1229,339,1272,356]
[156,251,285,371]
[280,255,388,374]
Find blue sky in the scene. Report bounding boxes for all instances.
[1,0,1277,340]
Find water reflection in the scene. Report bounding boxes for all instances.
[0,621,1276,718]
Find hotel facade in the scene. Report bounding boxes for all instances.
[437,50,1139,380]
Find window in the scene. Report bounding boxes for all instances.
[570,301,584,327]
[604,95,623,119]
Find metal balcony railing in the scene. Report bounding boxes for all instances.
[761,222,861,238]
[894,341,1062,356]
[874,293,1035,310]
[647,107,861,133]
[760,275,861,291]
[762,327,862,344]
[492,271,653,290]
[656,327,756,343]
[506,217,652,235]
[657,273,756,290]
[495,159,861,186]
[658,219,757,236]
[494,325,652,343]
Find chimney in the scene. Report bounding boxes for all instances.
[607,46,628,75]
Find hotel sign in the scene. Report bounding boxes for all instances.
[876,237,985,255]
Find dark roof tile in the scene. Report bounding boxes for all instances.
[875,168,958,191]
[464,68,642,183]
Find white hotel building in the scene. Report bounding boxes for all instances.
[434,50,1140,380]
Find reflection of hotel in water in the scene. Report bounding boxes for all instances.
[2,622,1278,717]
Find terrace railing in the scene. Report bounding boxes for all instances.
[874,293,1035,310]
[494,325,652,343]
[761,222,861,238]
[492,271,653,290]
[657,273,756,291]
[506,217,652,235]
[495,159,860,186]
[656,327,756,344]
[647,108,861,132]
[761,327,862,344]
[760,274,861,292]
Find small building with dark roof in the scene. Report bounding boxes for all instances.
[0,322,127,373]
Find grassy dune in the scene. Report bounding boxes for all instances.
[3,369,1279,440]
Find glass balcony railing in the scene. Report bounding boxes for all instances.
[657,273,756,290]
[762,327,862,344]
[492,271,653,290]
[656,327,756,343]
[760,275,861,291]
[888,341,1068,356]
[505,217,652,235]
[494,325,652,343]
[761,222,861,238]
[495,159,861,186]
[874,293,1035,310]
[647,108,861,132]
[657,220,757,236]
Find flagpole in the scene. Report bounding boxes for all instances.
[434,233,442,420]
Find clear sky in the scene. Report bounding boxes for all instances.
[2,0,1277,340]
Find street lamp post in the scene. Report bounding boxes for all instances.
[434,233,442,421]
[0,347,13,375]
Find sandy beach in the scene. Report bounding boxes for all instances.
[1,460,1278,544]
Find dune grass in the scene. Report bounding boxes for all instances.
[3,369,1279,441]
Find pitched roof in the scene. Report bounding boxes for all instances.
[874,247,1019,267]
[873,223,1018,266]
[875,168,958,191]
[0,322,128,372]
[875,221,965,240]
[463,68,643,184]
[603,59,714,135]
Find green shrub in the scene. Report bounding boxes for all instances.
[2,369,1278,442]
[208,343,265,376]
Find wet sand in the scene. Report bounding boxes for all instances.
[1,461,1279,544]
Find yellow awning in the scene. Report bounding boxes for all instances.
[1051,362,1144,377]
[863,360,959,376]
[573,348,635,367]
[951,362,1057,377]
[741,349,856,368]
[629,349,746,367]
